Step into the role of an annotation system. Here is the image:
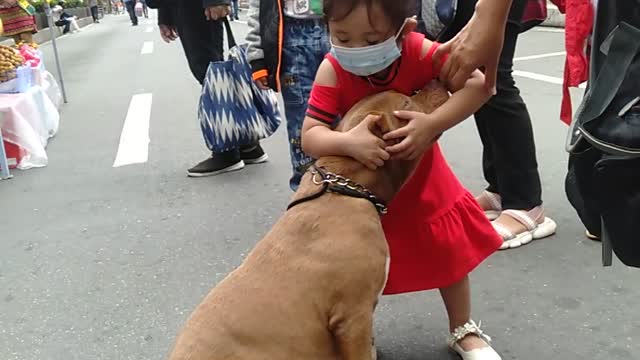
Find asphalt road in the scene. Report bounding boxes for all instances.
[1,12,638,360]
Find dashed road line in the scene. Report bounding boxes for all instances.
[113,93,153,167]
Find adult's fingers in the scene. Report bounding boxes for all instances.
[433,41,451,66]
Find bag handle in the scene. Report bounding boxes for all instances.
[222,17,237,50]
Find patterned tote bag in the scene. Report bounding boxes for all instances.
[198,18,282,153]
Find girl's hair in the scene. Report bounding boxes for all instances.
[323,0,414,30]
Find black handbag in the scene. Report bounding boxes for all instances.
[566,3,640,268]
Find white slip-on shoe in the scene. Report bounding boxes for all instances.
[448,320,501,360]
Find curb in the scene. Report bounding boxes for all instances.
[0,16,94,47]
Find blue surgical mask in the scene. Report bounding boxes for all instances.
[330,19,409,77]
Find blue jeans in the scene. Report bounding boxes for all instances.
[281,17,330,191]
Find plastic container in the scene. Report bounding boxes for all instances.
[0,65,33,94]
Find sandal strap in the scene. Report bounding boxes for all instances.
[449,320,492,346]
[480,191,502,212]
[501,209,539,231]
[492,222,515,240]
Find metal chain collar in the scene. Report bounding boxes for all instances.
[310,166,388,214]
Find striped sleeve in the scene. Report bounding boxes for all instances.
[306,84,339,124]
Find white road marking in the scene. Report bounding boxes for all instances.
[514,51,566,62]
[140,41,154,54]
[113,94,153,167]
[514,70,587,88]
[533,27,565,33]
[233,20,247,25]
[145,26,153,33]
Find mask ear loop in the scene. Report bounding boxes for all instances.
[395,16,416,40]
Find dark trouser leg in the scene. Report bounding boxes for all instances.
[473,0,542,210]
[91,6,98,22]
[125,1,137,24]
[173,3,239,157]
[63,21,71,34]
[173,2,223,85]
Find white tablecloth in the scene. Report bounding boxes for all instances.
[0,71,62,170]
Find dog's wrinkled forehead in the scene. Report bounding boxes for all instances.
[337,91,413,133]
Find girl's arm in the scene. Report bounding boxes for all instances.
[383,40,491,159]
[302,60,390,170]
[301,60,348,158]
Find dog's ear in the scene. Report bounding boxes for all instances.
[410,81,450,114]
[366,111,403,138]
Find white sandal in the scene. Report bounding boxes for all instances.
[476,191,502,220]
[493,207,557,250]
[448,320,501,360]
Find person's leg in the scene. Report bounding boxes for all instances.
[91,6,98,22]
[174,2,256,176]
[233,0,239,19]
[475,0,539,209]
[474,0,556,248]
[280,18,330,191]
[126,1,138,25]
[63,21,71,34]
[440,276,500,355]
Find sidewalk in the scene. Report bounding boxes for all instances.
[0,16,94,47]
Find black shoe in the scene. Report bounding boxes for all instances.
[240,144,268,164]
[187,152,244,177]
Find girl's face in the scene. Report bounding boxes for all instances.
[328,3,415,49]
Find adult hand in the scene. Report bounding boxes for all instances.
[254,77,269,90]
[433,1,511,94]
[204,5,231,21]
[159,24,178,43]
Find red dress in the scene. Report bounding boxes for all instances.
[306,32,503,295]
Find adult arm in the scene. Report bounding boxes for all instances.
[434,0,514,94]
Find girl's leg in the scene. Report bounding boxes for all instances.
[439,276,489,351]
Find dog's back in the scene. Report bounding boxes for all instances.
[168,189,388,360]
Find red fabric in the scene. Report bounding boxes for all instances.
[551,0,594,124]
[521,0,548,26]
[308,32,502,294]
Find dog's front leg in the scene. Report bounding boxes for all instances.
[331,310,375,360]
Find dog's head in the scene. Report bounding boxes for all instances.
[318,81,450,201]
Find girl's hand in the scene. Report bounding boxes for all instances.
[344,114,390,170]
[383,111,441,160]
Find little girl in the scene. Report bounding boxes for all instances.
[300,0,503,359]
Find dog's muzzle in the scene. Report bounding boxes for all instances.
[287,166,388,215]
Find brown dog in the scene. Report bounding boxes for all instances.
[167,82,450,360]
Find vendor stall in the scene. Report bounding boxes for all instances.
[0,42,62,179]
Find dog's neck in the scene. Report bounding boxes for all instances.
[311,156,398,204]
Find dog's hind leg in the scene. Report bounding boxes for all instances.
[331,310,375,360]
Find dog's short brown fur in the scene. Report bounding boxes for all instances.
[168,82,449,360]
